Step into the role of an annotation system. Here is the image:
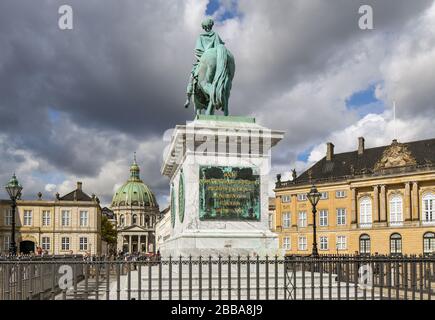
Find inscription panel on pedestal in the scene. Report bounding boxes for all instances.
[199,166,260,221]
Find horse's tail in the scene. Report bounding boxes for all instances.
[211,44,232,111]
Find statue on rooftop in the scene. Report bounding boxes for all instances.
[184,18,235,116]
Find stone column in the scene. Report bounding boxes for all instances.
[145,235,148,253]
[128,235,132,253]
[405,182,411,221]
[412,181,419,221]
[373,185,380,222]
[380,185,387,222]
[138,235,142,253]
[351,188,357,224]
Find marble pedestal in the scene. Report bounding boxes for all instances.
[160,115,285,257]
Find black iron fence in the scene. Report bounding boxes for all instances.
[0,254,434,300]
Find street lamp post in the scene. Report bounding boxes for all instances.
[5,174,23,256]
[307,185,321,257]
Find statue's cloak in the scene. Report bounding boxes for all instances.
[194,31,225,62]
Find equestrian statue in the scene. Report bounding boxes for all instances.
[184,18,235,116]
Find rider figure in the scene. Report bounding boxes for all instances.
[184,18,225,109]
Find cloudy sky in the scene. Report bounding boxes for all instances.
[1,0,435,207]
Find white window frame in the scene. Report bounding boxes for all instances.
[423,232,435,254]
[61,237,70,251]
[3,236,10,251]
[61,210,71,226]
[282,212,291,228]
[336,208,346,225]
[80,211,88,227]
[335,190,346,198]
[79,237,88,251]
[283,237,291,250]
[23,210,33,226]
[336,236,347,250]
[4,208,12,226]
[297,193,307,201]
[298,236,307,251]
[422,193,435,225]
[268,214,274,230]
[359,197,372,228]
[42,210,51,226]
[298,211,307,228]
[281,195,291,203]
[320,236,328,250]
[319,210,328,226]
[41,237,50,250]
[320,192,328,200]
[389,195,403,226]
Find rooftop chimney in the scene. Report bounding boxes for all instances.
[358,137,365,155]
[77,181,82,191]
[326,142,334,161]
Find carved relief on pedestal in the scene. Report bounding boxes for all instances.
[374,140,417,171]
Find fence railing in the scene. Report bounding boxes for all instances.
[0,254,434,300]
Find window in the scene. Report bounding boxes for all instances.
[336,208,346,225]
[320,236,328,250]
[389,195,403,226]
[359,197,372,227]
[422,193,435,225]
[298,211,307,228]
[281,195,291,203]
[336,236,347,250]
[297,193,307,201]
[61,210,71,226]
[80,211,88,227]
[3,236,10,251]
[120,215,125,226]
[268,214,274,229]
[132,214,138,225]
[282,212,291,228]
[320,192,328,200]
[423,232,435,254]
[79,237,88,251]
[41,237,50,250]
[336,190,346,198]
[4,208,12,226]
[42,211,51,226]
[61,237,70,251]
[283,237,291,250]
[390,233,402,255]
[359,234,371,254]
[23,210,32,226]
[319,210,328,226]
[298,236,307,251]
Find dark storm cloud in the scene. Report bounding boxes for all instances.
[0,0,434,204]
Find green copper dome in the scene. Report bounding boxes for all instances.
[111,156,158,208]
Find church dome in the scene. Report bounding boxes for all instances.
[111,156,158,208]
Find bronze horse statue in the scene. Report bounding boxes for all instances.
[184,18,235,116]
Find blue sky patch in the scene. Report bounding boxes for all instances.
[48,108,61,123]
[346,84,379,108]
[346,84,385,117]
[297,147,313,162]
[206,0,240,21]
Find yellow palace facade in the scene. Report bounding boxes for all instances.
[273,137,435,256]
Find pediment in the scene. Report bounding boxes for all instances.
[118,225,147,232]
[374,141,417,171]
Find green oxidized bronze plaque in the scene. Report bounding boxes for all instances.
[199,166,260,221]
[171,186,176,228]
[178,171,185,223]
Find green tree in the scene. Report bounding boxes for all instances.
[101,215,117,255]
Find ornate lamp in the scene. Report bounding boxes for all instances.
[307,185,321,257]
[5,173,22,255]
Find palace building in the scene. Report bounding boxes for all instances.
[0,182,102,255]
[274,137,435,256]
[111,157,160,254]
